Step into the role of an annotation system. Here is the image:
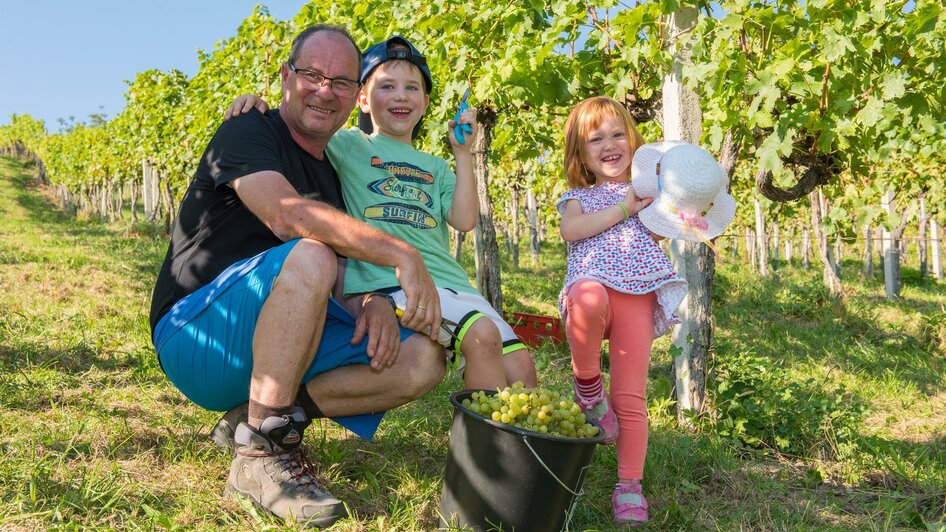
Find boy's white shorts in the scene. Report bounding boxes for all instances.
[389,287,527,370]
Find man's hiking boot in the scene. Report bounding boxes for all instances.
[211,402,249,451]
[225,410,347,528]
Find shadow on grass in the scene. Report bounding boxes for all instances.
[0,339,166,415]
[0,160,165,387]
[709,263,946,524]
[2,160,165,292]
[585,425,924,530]
[713,263,945,398]
[0,332,161,372]
[0,444,197,529]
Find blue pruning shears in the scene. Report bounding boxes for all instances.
[453,88,473,145]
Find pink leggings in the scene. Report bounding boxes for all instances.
[564,279,655,480]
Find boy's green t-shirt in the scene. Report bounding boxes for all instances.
[326,128,477,296]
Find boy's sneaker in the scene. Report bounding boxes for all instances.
[225,411,346,528]
[573,379,618,445]
[211,402,249,451]
[613,481,648,525]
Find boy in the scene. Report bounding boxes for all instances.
[228,36,537,390]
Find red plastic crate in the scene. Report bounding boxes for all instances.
[503,312,565,348]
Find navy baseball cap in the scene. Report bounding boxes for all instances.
[358,35,432,138]
[360,36,432,93]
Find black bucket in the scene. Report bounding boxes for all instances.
[439,390,604,531]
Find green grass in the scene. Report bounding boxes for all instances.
[1,155,944,530]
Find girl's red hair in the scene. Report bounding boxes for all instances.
[563,96,644,189]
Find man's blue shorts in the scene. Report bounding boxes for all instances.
[152,239,413,440]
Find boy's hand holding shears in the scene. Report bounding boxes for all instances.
[449,89,476,148]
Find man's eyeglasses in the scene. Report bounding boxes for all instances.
[288,63,360,96]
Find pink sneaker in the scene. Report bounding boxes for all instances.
[613,482,648,525]
[573,380,618,445]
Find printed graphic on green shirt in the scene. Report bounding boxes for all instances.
[369,156,434,184]
[363,202,437,229]
[367,177,434,207]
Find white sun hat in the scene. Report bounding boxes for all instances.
[631,141,736,242]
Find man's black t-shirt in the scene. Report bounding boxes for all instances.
[149,109,345,335]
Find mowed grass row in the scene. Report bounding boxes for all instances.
[0,155,943,531]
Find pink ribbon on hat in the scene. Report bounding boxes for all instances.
[661,197,723,262]
[677,210,709,231]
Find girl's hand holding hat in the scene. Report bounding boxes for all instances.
[621,186,653,221]
[630,141,736,243]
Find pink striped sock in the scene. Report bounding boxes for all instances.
[575,374,603,400]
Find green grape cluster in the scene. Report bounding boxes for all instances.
[460,381,600,439]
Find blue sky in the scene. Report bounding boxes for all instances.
[0,1,306,132]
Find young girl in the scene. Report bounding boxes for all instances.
[558,96,687,525]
